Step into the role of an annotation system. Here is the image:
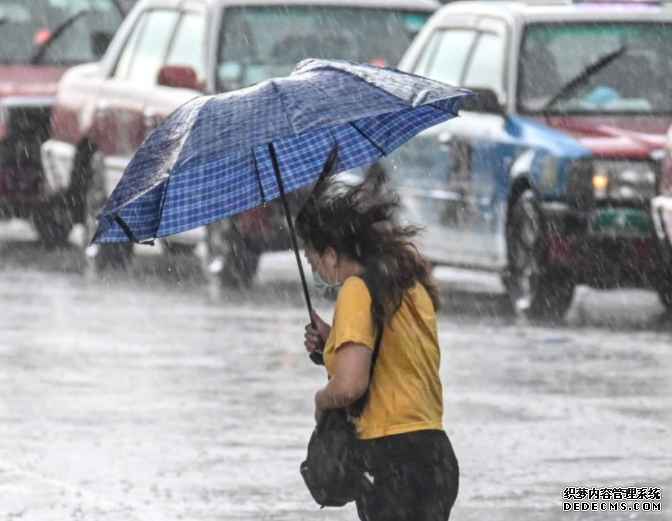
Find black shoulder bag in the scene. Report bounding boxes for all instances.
[299,328,383,508]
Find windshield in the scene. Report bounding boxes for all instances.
[0,0,122,66]
[216,7,431,91]
[518,22,672,115]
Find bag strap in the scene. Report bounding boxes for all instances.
[369,326,384,375]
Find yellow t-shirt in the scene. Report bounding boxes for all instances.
[323,276,444,440]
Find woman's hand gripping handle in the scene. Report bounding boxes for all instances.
[305,309,331,365]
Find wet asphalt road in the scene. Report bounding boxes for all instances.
[0,220,670,521]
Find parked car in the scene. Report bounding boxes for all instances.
[41,0,439,280]
[652,124,672,310]
[373,0,672,319]
[0,0,125,247]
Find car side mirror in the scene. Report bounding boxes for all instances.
[461,87,505,116]
[157,65,202,91]
[91,31,113,59]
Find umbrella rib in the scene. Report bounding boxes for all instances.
[430,102,459,117]
[349,122,386,156]
[251,148,266,203]
[152,175,171,240]
[270,80,298,135]
[114,215,155,246]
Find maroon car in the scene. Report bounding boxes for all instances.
[41,0,438,282]
[0,0,125,246]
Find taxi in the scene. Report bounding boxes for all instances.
[381,0,672,318]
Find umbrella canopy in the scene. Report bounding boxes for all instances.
[92,58,471,244]
[93,59,470,364]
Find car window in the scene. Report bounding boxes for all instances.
[462,32,505,97]
[113,9,146,80]
[412,31,442,78]
[164,11,206,80]
[114,9,179,84]
[413,28,477,86]
[216,6,432,91]
[518,22,672,114]
[0,0,122,66]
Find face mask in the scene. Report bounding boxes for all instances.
[313,255,342,301]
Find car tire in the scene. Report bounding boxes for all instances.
[504,189,575,321]
[84,151,133,271]
[652,220,672,313]
[32,205,72,249]
[204,219,260,288]
[657,282,672,313]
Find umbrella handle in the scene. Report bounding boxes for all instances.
[309,351,324,365]
[268,143,324,366]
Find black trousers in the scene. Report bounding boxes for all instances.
[354,429,459,521]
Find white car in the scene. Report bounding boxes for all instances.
[41,0,439,283]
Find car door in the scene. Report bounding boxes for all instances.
[384,23,480,267]
[446,17,510,267]
[89,6,180,195]
[146,3,208,135]
[144,2,209,246]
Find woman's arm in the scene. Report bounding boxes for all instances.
[314,342,372,422]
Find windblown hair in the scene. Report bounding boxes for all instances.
[295,145,440,333]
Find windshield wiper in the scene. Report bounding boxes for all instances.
[541,45,628,112]
[29,10,89,64]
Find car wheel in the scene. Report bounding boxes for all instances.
[32,204,72,249]
[652,221,672,313]
[84,151,133,271]
[205,219,260,288]
[657,281,672,313]
[504,189,575,321]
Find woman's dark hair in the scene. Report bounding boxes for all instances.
[295,145,440,332]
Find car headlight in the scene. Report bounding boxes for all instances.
[593,160,658,203]
[567,158,658,208]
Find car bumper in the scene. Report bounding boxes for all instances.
[0,136,47,214]
[540,201,668,287]
[0,165,47,216]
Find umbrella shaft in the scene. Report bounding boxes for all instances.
[267,144,314,321]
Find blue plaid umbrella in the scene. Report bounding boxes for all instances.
[93,58,470,332]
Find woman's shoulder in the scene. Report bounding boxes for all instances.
[339,276,371,302]
[406,281,437,315]
[333,276,374,330]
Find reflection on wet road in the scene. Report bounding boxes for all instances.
[0,223,670,520]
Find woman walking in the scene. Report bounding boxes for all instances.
[297,148,459,521]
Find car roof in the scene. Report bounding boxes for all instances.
[137,0,439,11]
[434,0,672,23]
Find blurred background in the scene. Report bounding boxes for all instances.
[1,0,670,520]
